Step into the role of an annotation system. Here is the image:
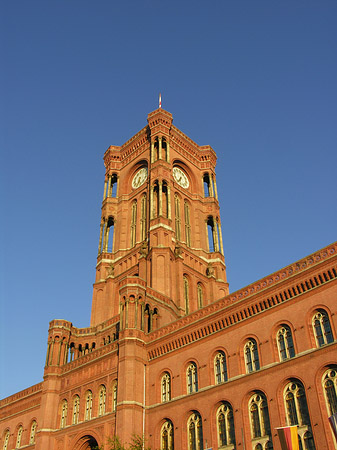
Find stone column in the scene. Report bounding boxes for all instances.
[213,175,218,200]
[209,175,214,197]
[151,141,154,163]
[104,225,110,252]
[107,175,112,198]
[159,180,163,216]
[98,222,104,254]
[166,140,170,162]
[103,177,108,200]
[150,185,154,219]
[167,185,172,219]
[218,221,224,254]
[213,220,219,252]
[158,136,162,160]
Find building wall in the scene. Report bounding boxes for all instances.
[1,110,336,450]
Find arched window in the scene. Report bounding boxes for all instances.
[217,402,235,447]
[140,194,147,241]
[184,201,191,247]
[109,173,118,197]
[175,195,181,241]
[187,362,198,394]
[16,426,23,448]
[60,399,68,428]
[161,420,174,450]
[72,395,80,424]
[113,382,118,412]
[162,181,168,218]
[3,430,10,450]
[249,393,271,441]
[214,351,228,384]
[206,216,218,252]
[277,325,295,361]
[162,138,168,161]
[183,275,189,315]
[284,381,315,449]
[188,412,203,450]
[130,200,137,247]
[312,309,333,347]
[85,390,93,420]
[98,385,106,416]
[203,174,211,197]
[104,216,115,253]
[161,372,171,402]
[322,367,337,416]
[197,283,203,308]
[245,339,260,373]
[29,421,37,444]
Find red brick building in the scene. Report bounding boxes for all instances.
[1,108,336,450]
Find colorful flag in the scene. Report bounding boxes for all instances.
[276,426,299,450]
[329,412,337,440]
[159,93,162,108]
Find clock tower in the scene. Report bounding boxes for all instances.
[91,107,228,330]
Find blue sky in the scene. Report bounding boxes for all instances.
[1,0,336,399]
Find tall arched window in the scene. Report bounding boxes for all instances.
[162,181,168,218]
[277,325,295,361]
[140,194,147,241]
[217,402,235,447]
[16,426,23,448]
[29,421,37,444]
[161,420,174,450]
[249,393,272,444]
[214,351,228,384]
[245,339,260,373]
[98,385,106,416]
[284,381,315,449]
[72,395,80,424]
[183,275,189,315]
[130,200,137,247]
[85,390,93,420]
[113,382,118,412]
[161,372,171,402]
[312,309,333,347]
[175,195,181,241]
[109,173,118,197]
[104,216,115,253]
[187,362,198,394]
[3,430,10,450]
[188,412,203,450]
[206,216,218,252]
[184,201,191,247]
[60,399,68,428]
[197,283,203,308]
[322,367,337,416]
[203,174,211,197]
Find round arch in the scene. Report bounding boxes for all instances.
[72,434,99,450]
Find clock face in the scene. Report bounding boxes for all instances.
[173,167,189,189]
[132,167,148,189]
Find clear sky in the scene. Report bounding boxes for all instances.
[1,0,336,399]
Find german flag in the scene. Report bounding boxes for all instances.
[276,426,299,450]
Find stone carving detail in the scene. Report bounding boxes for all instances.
[206,263,215,278]
[107,263,114,277]
[174,244,182,258]
[139,241,148,257]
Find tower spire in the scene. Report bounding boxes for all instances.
[159,92,162,108]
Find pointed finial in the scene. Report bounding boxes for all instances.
[159,93,162,109]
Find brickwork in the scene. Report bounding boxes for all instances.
[1,109,336,450]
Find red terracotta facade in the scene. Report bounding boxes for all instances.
[1,109,336,450]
